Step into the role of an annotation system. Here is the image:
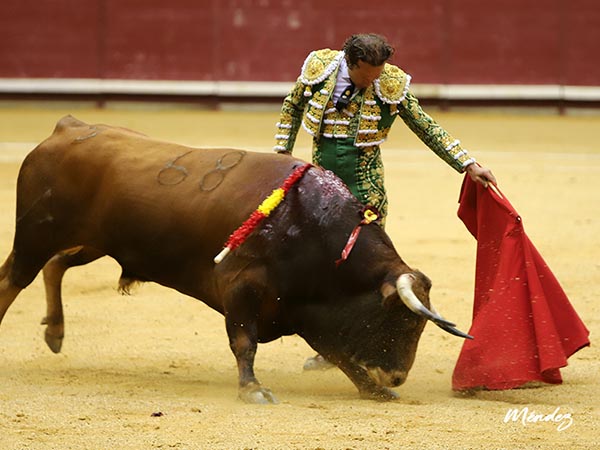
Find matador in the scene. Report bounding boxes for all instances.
[274,46,492,221]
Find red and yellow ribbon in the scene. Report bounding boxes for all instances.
[214,163,312,264]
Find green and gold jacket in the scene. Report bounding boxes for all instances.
[274,49,476,218]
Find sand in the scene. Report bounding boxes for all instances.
[0,106,598,449]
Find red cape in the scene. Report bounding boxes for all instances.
[452,176,590,391]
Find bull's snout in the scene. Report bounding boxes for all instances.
[366,367,408,387]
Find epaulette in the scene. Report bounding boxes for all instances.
[374,64,412,104]
[299,49,344,85]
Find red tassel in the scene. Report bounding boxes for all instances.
[336,225,363,267]
[335,206,380,267]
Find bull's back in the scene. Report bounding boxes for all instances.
[19,116,301,225]
[14,116,306,294]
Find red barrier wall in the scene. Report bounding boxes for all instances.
[1,0,599,86]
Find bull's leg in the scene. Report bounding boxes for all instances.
[0,252,23,325]
[41,246,105,353]
[222,271,278,404]
[1,242,63,327]
[336,360,400,402]
[226,319,276,404]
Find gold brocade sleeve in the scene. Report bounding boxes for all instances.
[397,91,476,172]
[274,80,309,154]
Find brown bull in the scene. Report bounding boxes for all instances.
[0,115,470,403]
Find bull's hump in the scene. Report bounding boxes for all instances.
[307,167,355,200]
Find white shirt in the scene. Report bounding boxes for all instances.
[332,56,355,103]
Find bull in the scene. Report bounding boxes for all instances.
[0,115,470,403]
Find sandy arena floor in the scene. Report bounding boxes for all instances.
[0,106,598,449]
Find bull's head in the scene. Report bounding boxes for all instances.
[335,270,472,397]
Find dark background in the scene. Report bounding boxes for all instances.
[2,0,598,86]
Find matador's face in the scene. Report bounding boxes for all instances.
[348,60,385,89]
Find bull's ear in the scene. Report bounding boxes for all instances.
[380,281,399,309]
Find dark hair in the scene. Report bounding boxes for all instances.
[342,34,394,68]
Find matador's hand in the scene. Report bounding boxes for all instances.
[466,163,497,188]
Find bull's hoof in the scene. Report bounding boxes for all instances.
[44,329,64,353]
[303,354,335,371]
[239,383,279,404]
[359,387,400,402]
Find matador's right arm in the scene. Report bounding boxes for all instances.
[273,80,308,154]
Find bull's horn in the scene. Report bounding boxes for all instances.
[396,273,473,340]
[430,305,474,340]
[396,274,454,326]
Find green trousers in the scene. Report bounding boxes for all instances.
[315,137,388,221]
